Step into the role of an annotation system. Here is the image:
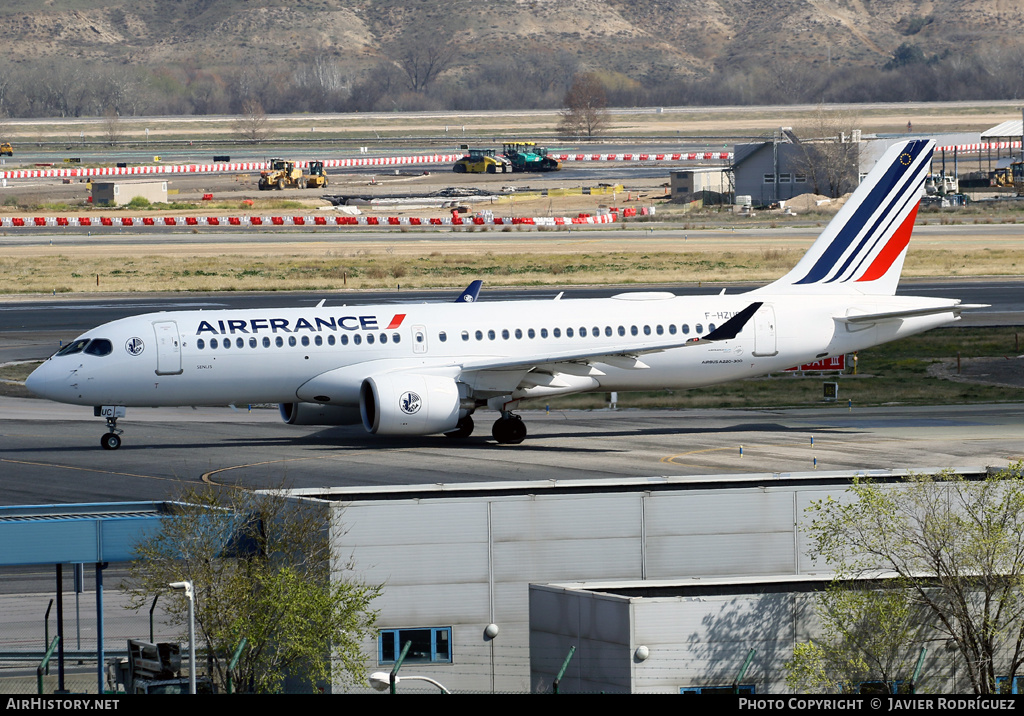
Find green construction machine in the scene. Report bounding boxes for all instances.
[501,142,561,173]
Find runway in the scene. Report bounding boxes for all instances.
[1,398,1020,505]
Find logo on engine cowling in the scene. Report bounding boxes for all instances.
[400,391,422,415]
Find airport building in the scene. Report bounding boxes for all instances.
[289,467,994,694]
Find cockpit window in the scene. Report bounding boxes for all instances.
[84,339,113,357]
[54,339,90,357]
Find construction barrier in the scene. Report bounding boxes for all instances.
[0,212,626,229]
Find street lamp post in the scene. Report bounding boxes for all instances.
[169,581,196,694]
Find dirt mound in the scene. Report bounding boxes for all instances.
[783,192,850,214]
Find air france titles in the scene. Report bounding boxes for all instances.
[195,313,406,336]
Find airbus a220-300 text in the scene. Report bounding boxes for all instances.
[26,140,982,449]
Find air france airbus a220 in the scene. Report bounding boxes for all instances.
[27,139,981,450]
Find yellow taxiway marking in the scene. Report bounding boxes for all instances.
[1,457,168,481]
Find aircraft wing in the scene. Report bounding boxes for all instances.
[459,301,762,373]
[836,302,988,324]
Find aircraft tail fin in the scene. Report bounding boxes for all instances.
[757,139,934,297]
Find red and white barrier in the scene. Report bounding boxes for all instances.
[0,212,623,228]
[0,150,734,181]
[0,154,466,181]
[935,141,1022,153]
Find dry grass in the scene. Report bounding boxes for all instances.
[3,242,1023,294]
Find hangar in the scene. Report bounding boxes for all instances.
[288,466,997,694]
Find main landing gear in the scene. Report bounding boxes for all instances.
[95,406,125,450]
[444,415,475,439]
[491,413,527,445]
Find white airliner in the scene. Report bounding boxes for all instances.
[26,139,981,449]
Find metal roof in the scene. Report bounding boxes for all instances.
[0,502,173,565]
[982,120,1023,138]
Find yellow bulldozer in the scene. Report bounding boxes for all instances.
[258,158,303,190]
[305,160,328,189]
[0,142,12,157]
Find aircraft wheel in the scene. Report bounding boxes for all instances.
[492,415,526,445]
[101,433,122,450]
[444,415,474,439]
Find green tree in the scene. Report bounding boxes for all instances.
[125,486,380,693]
[802,464,1024,694]
[786,583,929,693]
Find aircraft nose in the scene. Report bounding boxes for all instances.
[25,362,54,399]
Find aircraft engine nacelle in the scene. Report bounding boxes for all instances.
[360,374,461,435]
[279,402,362,426]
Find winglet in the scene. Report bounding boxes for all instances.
[456,280,483,303]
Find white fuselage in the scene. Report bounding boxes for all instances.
[26,291,961,409]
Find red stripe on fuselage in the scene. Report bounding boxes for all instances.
[856,202,919,283]
[386,314,407,329]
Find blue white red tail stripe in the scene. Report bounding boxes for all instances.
[758,139,934,297]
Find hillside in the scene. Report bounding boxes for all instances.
[2,0,1022,75]
[1,1,1023,116]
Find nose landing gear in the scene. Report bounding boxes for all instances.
[95,405,125,450]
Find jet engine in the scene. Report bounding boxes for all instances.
[279,402,362,426]
[360,374,462,435]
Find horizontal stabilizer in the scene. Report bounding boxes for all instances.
[837,303,988,324]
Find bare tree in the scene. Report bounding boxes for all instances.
[790,106,862,197]
[557,73,609,139]
[102,107,123,145]
[390,34,457,93]
[234,98,270,143]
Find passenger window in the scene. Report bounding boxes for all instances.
[515,328,522,339]
[487,330,495,340]
[439,331,447,342]
[502,329,510,340]
[618,326,625,336]
[380,333,388,344]
[528,329,535,339]
[249,337,257,348]
[288,336,297,347]
[553,328,561,338]
[644,325,651,335]
[475,330,483,341]
[354,334,362,345]
[656,325,664,335]
[367,334,375,345]
[315,335,323,346]
[264,337,271,348]
[276,337,284,347]
[197,339,206,350]
[669,324,677,335]
[566,327,573,337]
[696,324,704,334]
[540,328,548,338]
[327,335,335,346]
[604,326,612,337]
[341,335,349,345]
[236,337,244,348]
[630,326,638,336]
[682,325,690,335]
[461,331,469,341]
[709,323,716,332]
[392,333,401,343]
[211,338,219,349]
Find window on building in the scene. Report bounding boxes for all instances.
[379,627,452,664]
[763,174,775,184]
[681,684,755,694]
